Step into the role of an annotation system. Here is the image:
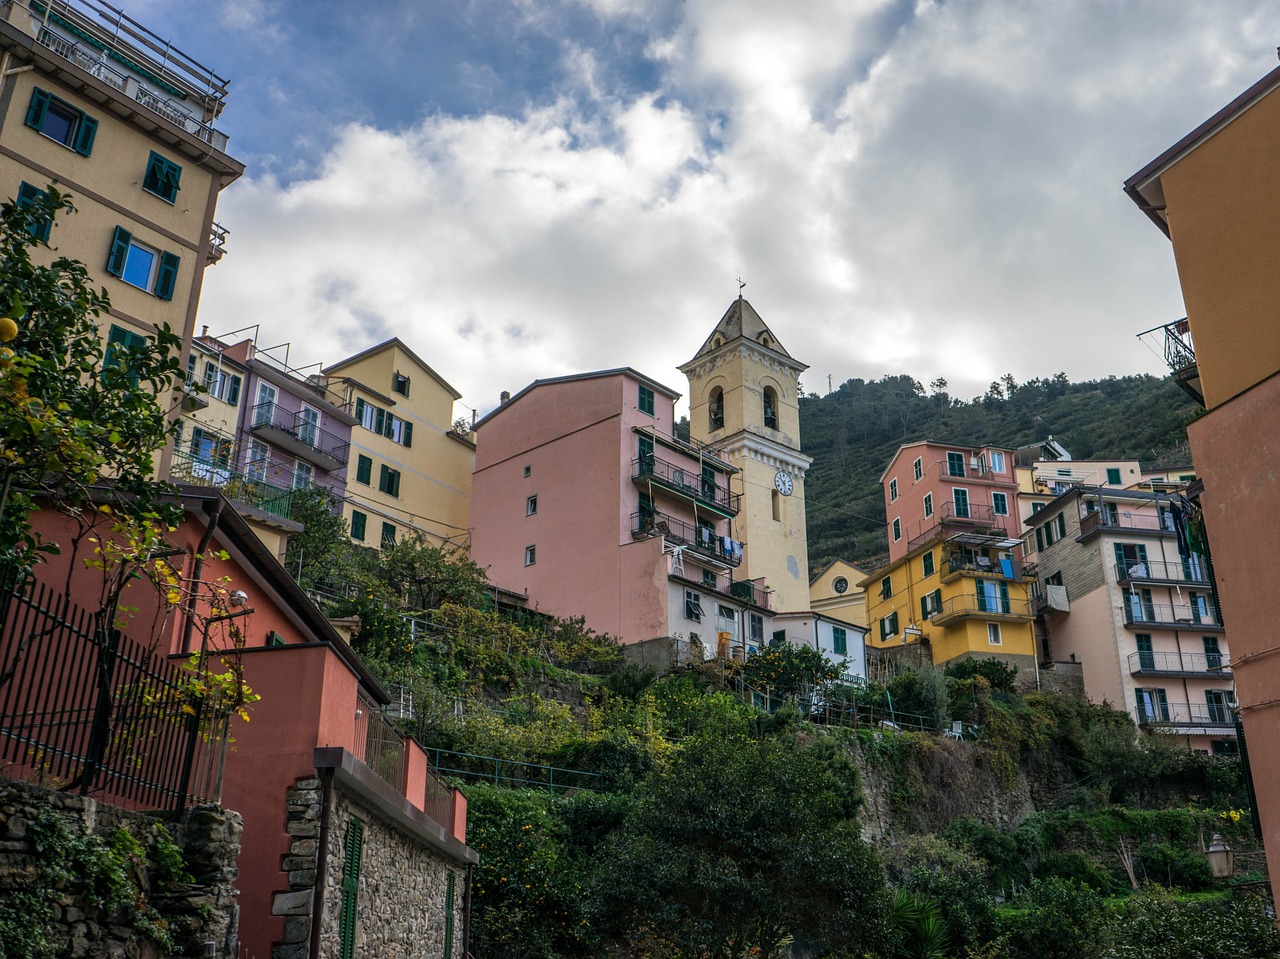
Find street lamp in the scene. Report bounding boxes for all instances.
[1206,833,1235,878]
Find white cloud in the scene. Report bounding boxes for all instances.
[198,0,1280,421]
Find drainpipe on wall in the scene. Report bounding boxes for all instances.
[462,862,474,959]
[309,765,336,959]
[181,499,225,654]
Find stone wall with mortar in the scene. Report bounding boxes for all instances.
[0,776,242,959]
[271,775,466,959]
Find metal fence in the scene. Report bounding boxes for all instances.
[0,567,230,815]
[425,746,602,794]
[354,690,407,793]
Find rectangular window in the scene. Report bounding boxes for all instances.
[15,182,51,242]
[638,385,655,415]
[1204,637,1222,670]
[1106,467,1122,485]
[105,226,179,299]
[142,151,182,203]
[1136,687,1169,724]
[357,397,413,446]
[1031,502,1044,514]
[294,461,313,489]
[988,451,1005,473]
[391,371,410,396]
[880,576,892,600]
[946,451,965,477]
[1056,513,1066,539]
[879,612,899,640]
[987,623,1002,645]
[378,464,401,497]
[523,465,532,477]
[25,87,97,155]
[254,382,278,426]
[922,589,942,619]
[202,362,241,404]
[832,627,848,655]
[685,589,703,622]
[381,523,397,548]
[356,454,372,485]
[749,613,764,643]
[923,492,933,518]
[526,494,538,515]
[892,518,901,541]
[992,492,1009,516]
[1035,527,1045,552]
[350,510,367,541]
[771,629,787,647]
[104,324,148,383]
[702,569,717,587]
[889,478,898,502]
[921,551,935,577]
[245,438,270,482]
[637,435,654,474]
[523,544,536,565]
[913,457,923,481]
[952,487,970,518]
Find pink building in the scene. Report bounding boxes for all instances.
[471,369,773,660]
[882,442,1020,562]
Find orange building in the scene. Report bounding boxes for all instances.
[1125,61,1280,887]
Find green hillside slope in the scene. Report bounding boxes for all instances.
[800,372,1197,570]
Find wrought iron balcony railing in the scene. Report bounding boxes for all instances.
[1079,509,1175,537]
[930,593,1033,625]
[169,449,297,521]
[631,510,742,567]
[1122,601,1223,630]
[1115,560,1210,587]
[249,402,350,470]
[1137,701,1236,728]
[1128,650,1230,676]
[633,455,739,514]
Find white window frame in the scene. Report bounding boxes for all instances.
[892,517,901,541]
[254,382,277,426]
[889,478,898,502]
[245,438,270,483]
[988,451,1005,473]
[992,492,1009,516]
[293,460,313,489]
[119,236,160,291]
[952,487,970,518]
[524,545,537,566]
[923,492,933,518]
[987,622,1002,645]
[685,589,703,622]
[526,494,538,516]
[913,457,923,481]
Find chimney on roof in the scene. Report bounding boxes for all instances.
[201,325,208,337]
[500,390,510,405]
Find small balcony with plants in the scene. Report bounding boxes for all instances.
[169,448,297,522]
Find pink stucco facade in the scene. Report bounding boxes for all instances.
[472,370,765,653]
[882,442,1020,563]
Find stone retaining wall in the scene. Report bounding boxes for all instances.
[0,776,242,959]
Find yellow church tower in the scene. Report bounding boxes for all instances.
[679,297,813,612]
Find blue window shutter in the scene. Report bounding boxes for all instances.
[25,88,50,130]
[73,113,97,156]
[154,250,180,300]
[402,421,412,448]
[226,375,241,405]
[106,226,132,277]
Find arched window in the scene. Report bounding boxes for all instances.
[708,387,724,430]
[763,386,778,429]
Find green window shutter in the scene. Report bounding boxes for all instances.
[381,522,396,547]
[443,871,456,957]
[355,397,365,423]
[73,113,98,156]
[350,511,366,541]
[402,421,412,448]
[356,455,372,485]
[106,226,132,277]
[339,818,364,959]
[833,627,847,655]
[25,88,50,130]
[921,596,930,620]
[154,250,180,300]
[226,375,241,405]
[16,182,51,242]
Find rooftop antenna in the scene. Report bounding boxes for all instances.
[737,276,745,299]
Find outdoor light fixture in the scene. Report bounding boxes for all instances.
[229,589,249,607]
[1206,833,1234,878]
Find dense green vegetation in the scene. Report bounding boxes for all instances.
[799,373,1198,568]
[301,534,1272,959]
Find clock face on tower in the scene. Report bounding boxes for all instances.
[774,470,793,496]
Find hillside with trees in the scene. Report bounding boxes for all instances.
[800,372,1198,570]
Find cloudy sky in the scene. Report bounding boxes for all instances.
[131,0,1279,419]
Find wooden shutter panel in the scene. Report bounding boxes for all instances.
[73,113,98,156]
[443,871,456,957]
[356,455,372,485]
[154,251,180,300]
[339,818,364,959]
[106,226,132,277]
[25,88,50,130]
[402,421,412,448]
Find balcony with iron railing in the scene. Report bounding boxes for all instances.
[249,402,349,471]
[1137,701,1237,729]
[730,579,771,610]
[633,455,739,515]
[1078,509,1175,539]
[1122,601,1224,631]
[930,593,1033,626]
[25,0,231,150]
[908,505,1016,552]
[169,448,297,521]
[1128,650,1230,678]
[941,554,1035,584]
[207,221,229,263]
[631,509,742,567]
[1115,560,1210,588]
